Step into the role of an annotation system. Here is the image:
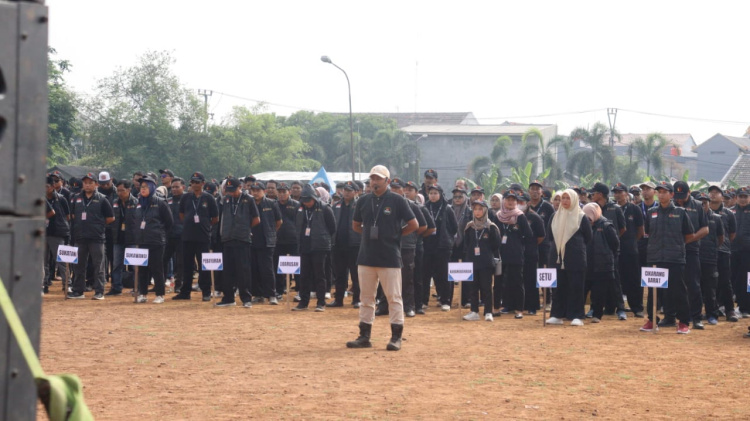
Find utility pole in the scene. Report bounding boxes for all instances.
[607,108,618,148]
[198,89,213,132]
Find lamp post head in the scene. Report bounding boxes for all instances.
[321,55,332,64]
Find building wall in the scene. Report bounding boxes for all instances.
[696,137,742,181]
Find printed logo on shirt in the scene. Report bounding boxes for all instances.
[136,204,142,208]
[384,207,392,215]
[201,202,208,208]
[76,198,82,203]
[669,213,680,218]
[651,212,658,218]
[113,203,119,208]
[483,233,489,239]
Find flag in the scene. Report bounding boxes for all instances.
[309,166,335,194]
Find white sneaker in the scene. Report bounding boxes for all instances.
[571,318,584,326]
[546,317,563,325]
[441,304,450,312]
[485,313,493,322]
[153,296,164,304]
[212,291,222,298]
[269,296,278,305]
[136,295,147,303]
[463,311,480,321]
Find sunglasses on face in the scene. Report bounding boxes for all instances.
[161,174,169,178]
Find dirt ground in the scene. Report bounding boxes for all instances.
[37,284,750,420]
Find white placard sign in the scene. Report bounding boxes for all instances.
[277,256,301,274]
[448,262,473,282]
[536,268,557,288]
[641,267,669,288]
[56,245,79,264]
[202,253,223,271]
[124,248,149,267]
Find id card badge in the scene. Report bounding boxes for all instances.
[501,235,508,244]
[121,223,126,232]
[81,212,87,221]
[370,226,379,240]
[474,247,480,256]
[140,221,146,229]
[305,227,311,237]
[45,220,49,228]
[194,214,200,223]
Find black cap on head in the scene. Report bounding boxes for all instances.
[46,175,55,185]
[81,172,97,182]
[70,178,82,189]
[204,182,218,193]
[509,183,524,192]
[343,181,356,191]
[190,172,205,182]
[404,181,419,190]
[277,182,290,191]
[244,175,256,183]
[503,189,518,199]
[225,177,241,192]
[138,175,156,184]
[427,184,443,193]
[250,181,266,190]
[452,187,467,195]
[471,200,488,208]
[424,169,438,179]
[673,181,689,199]
[591,182,610,196]
[159,169,175,177]
[696,192,709,201]
[335,182,345,189]
[629,186,642,195]
[390,178,403,188]
[655,181,673,193]
[737,187,750,197]
[529,180,543,189]
[470,186,485,195]
[611,182,628,192]
[707,184,723,194]
[354,180,364,191]
[542,189,552,200]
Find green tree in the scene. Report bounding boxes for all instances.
[366,128,418,179]
[469,135,512,179]
[631,133,671,177]
[566,122,617,182]
[47,48,79,166]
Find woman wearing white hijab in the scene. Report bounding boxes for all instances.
[546,189,592,326]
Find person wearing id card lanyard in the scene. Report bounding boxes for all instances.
[44,176,71,295]
[496,190,533,319]
[175,172,219,301]
[347,165,418,351]
[517,192,546,315]
[422,184,458,311]
[67,173,115,300]
[107,180,138,296]
[132,175,174,303]
[462,200,501,321]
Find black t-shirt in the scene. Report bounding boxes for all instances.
[353,191,416,268]
[179,192,219,243]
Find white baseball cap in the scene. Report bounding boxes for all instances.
[369,165,390,179]
[98,171,111,183]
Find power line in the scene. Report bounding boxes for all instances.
[474,108,604,121]
[210,90,328,113]
[618,108,749,125]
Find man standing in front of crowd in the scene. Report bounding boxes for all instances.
[347,165,418,351]
[215,177,260,307]
[164,177,185,293]
[68,173,115,300]
[673,181,709,329]
[613,182,645,317]
[249,181,283,304]
[329,180,362,308]
[640,181,695,334]
[44,175,71,294]
[274,183,301,299]
[708,185,738,322]
[174,172,219,301]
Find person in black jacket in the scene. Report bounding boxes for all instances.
[274,182,301,299]
[496,190,533,319]
[463,200,501,321]
[518,193,546,315]
[44,176,71,294]
[546,189,592,326]
[423,184,458,311]
[582,203,620,323]
[133,175,174,304]
[697,193,725,325]
[707,185,739,322]
[108,180,138,295]
[249,181,283,304]
[293,184,336,312]
[164,178,186,294]
[329,181,362,308]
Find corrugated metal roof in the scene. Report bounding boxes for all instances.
[401,124,556,136]
[695,133,750,152]
[721,153,750,186]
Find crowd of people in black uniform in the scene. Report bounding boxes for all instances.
[43,166,750,339]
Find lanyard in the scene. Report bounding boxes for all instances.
[428,203,443,222]
[475,228,486,242]
[305,208,314,226]
[82,193,94,213]
[231,197,239,216]
[371,195,386,227]
[192,196,201,214]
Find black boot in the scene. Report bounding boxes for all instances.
[346,322,372,348]
[375,302,389,316]
[386,323,403,351]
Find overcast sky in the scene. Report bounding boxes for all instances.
[46,0,749,144]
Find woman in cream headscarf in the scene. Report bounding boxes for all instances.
[545,189,592,326]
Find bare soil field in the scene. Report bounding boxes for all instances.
[38,286,750,420]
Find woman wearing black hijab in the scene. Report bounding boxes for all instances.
[422,184,458,311]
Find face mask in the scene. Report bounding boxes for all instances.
[518,204,527,211]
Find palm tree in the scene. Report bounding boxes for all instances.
[566,122,617,182]
[631,133,671,177]
[469,135,513,178]
[366,128,417,178]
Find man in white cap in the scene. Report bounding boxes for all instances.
[346,165,418,351]
[98,171,117,289]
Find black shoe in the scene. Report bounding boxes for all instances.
[346,322,372,348]
[326,300,344,307]
[352,302,360,309]
[693,320,705,330]
[657,318,676,328]
[92,293,104,301]
[67,292,85,299]
[172,294,191,300]
[416,308,425,315]
[634,311,644,318]
[727,312,739,322]
[386,324,403,351]
[292,305,308,311]
[375,306,389,316]
[43,285,49,294]
[105,290,122,296]
[215,300,236,307]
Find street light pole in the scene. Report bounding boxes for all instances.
[321,55,355,181]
